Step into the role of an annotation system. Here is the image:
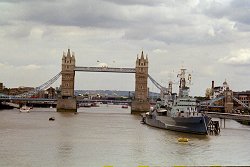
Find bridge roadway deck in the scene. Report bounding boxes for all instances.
[0,97,131,103]
[74,66,136,73]
[206,112,250,121]
[0,97,57,101]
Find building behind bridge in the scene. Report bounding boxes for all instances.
[3,86,34,95]
[1,85,57,99]
[233,91,250,109]
[0,82,3,93]
[35,87,57,99]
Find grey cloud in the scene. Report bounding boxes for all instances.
[0,0,58,3]
[199,0,250,28]
[123,22,235,45]
[1,0,243,45]
[231,0,250,8]
[20,1,131,28]
[229,0,250,25]
[218,49,250,66]
[193,1,229,18]
[21,1,238,45]
[235,22,250,32]
[102,0,167,6]
[7,0,202,29]
[2,24,31,38]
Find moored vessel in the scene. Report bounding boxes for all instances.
[142,69,211,135]
[121,103,129,108]
[79,102,92,107]
[19,105,31,113]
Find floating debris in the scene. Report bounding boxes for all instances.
[178,138,189,142]
[49,117,55,121]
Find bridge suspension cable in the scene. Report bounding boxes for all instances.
[148,74,168,94]
[200,95,225,106]
[233,96,250,109]
[16,72,62,98]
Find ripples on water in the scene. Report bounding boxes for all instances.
[0,105,250,167]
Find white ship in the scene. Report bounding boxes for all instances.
[19,105,31,113]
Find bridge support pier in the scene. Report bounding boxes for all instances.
[131,101,150,114]
[220,118,226,128]
[57,98,77,112]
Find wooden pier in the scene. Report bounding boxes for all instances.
[206,112,250,121]
[207,120,220,135]
[206,112,250,128]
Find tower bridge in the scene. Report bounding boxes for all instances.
[0,49,152,113]
[57,49,150,113]
[2,48,249,115]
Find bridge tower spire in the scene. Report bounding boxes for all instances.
[131,51,150,114]
[224,87,233,113]
[57,49,77,112]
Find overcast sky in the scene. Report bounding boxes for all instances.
[0,0,250,96]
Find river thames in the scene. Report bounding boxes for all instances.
[0,105,250,167]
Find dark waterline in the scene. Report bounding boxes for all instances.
[0,105,250,167]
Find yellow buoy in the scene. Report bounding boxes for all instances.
[178,137,189,142]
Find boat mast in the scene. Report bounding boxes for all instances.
[168,81,173,94]
[178,69,190,97]
[179,69,186,90]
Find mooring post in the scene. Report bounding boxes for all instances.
[220,118,222,128]
[224,118,226,128]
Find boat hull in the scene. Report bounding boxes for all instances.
[19,105,31,113]
[19,109,30,113]
[144,114,210,135]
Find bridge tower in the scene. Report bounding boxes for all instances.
[224,87,233,113]
[57,49,77,112]
[131,51,150,114]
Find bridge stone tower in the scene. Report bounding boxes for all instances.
[224,88,233,113]
[131,51,150,114]
[57,49,77,112]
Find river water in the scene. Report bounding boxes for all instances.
[0,105,250,167]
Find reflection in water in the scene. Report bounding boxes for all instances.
[56,112,76,166]
[57,142,73,157]
[0,106,250,166]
